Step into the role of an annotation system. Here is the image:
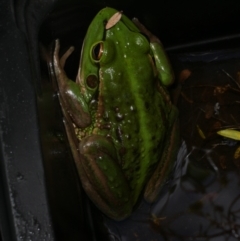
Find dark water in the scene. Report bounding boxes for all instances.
[102,143,240,241]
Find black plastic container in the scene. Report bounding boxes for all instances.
[0,1,240,240]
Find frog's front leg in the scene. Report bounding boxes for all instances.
[78,135,132,220]
[132,19,174,86]
[53,40,91,128]
[144,106,179,202]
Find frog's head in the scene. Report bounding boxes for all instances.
[78,7,148,104]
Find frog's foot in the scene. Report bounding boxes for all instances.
[53,39,74,71]
[76,135,132,220]
[144,106,180,203]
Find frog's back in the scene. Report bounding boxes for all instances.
[119,79,169,204]
[98,59,170,204]
[94,11,171,204]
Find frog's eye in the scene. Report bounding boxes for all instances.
[92,42,104,61]
[86,74,99,89]
[91,40,114,64]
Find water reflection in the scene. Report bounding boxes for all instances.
[103,142,240,241]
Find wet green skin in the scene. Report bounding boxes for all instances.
[53,7,179,220]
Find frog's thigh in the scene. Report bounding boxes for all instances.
[79,135,132,220]
[144,106,180,202]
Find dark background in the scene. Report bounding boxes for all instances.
[0,0,240,240]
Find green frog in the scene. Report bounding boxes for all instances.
[53,7,179,220]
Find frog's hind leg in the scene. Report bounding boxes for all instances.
[65,127,132,220]
[78,135,134,220]
[144,106,180,203]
